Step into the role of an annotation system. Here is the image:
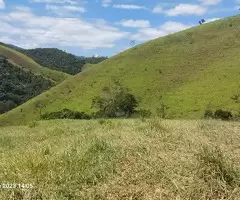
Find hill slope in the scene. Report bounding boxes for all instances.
[22,48,86,75]
[0,58,53,114]
[22,48,108,75]
[0,15,240,126]
[0,45,70,83]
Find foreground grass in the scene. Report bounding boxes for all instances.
[0,119,240,199]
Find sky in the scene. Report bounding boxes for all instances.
[0,0,239,56]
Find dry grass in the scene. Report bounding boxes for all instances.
[0,119,240,199]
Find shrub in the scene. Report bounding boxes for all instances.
[41,109,91,120]
[204,109,233,121]
[92,83,138,118]
[204,110,214,119]
[214,109,232,121]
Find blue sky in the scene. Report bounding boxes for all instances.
[0,0,239,56]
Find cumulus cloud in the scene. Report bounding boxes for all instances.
[102,0,111,7]
[0,0,5,9]
[199,0,223,6]
[131,21,192,41]
[118,20,150,28]
[46,4,86,15]
[113,4,147,10]
[30,0,79,4]
[166,4,207,16]
[153,3,208,16]
[0,10,129,49]
[205,17,220,23]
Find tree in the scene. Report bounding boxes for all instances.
[92,83,138,118]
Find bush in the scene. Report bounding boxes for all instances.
[41,109,91,120]
[204,109,233,121]
[204,110,214,119]
[214,109,232,121]
[92,83,138,118]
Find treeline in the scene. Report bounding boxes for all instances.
[0,57,53,114]
[22,48,107,75]
[41,82,240,121]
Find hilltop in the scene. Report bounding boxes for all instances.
[0,45,70,83]
[0,15,239,126]
[22,48,107,75]
[22,48,85,75]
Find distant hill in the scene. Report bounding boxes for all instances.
[22,48,107,75]
[0,15,239,126]
[0,45,70,83]
[0,57,53,114]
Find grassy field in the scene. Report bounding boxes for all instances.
[0,119,239,199]
[0,15,239,126]
[0,45,70,83]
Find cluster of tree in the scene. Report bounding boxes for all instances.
[92,83,138,118]
[42,83,139,120]
[22,48,107,75]
[0,57,53,114]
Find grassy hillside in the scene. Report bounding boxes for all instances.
[0,45,70,83]
[0,15,240,126]
[0,119,240,199]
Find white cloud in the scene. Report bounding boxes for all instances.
[205,17,220,23]
[0,10,129,49]
[0,0,5,9]
[14,6,32,12]
[152,6,164,13]
[113,4,147,10]
[200,0,223,6]
[30,0,79,4]
[166,4,207,16]
[46,4,86,15]
[132,21,192,41]
[102,0,111,7]
[118,20,150,28]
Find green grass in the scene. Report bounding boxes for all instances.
[0,45,70,83]
[0,119,239,199]
[0,15,240,126]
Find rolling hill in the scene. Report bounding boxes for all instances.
[0,15,239,126]
[22,48,107,75]
[0,57,53,114]
[22,48,86,75]
[0,45,70,83]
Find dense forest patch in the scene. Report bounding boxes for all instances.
[0,57,53,114]
[23,48,107,75]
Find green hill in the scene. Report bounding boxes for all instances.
[22,48,108,75]
[0,58,53,114]
[0,15,240,126]
[0,45,70,83]
[22,48,86,75]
